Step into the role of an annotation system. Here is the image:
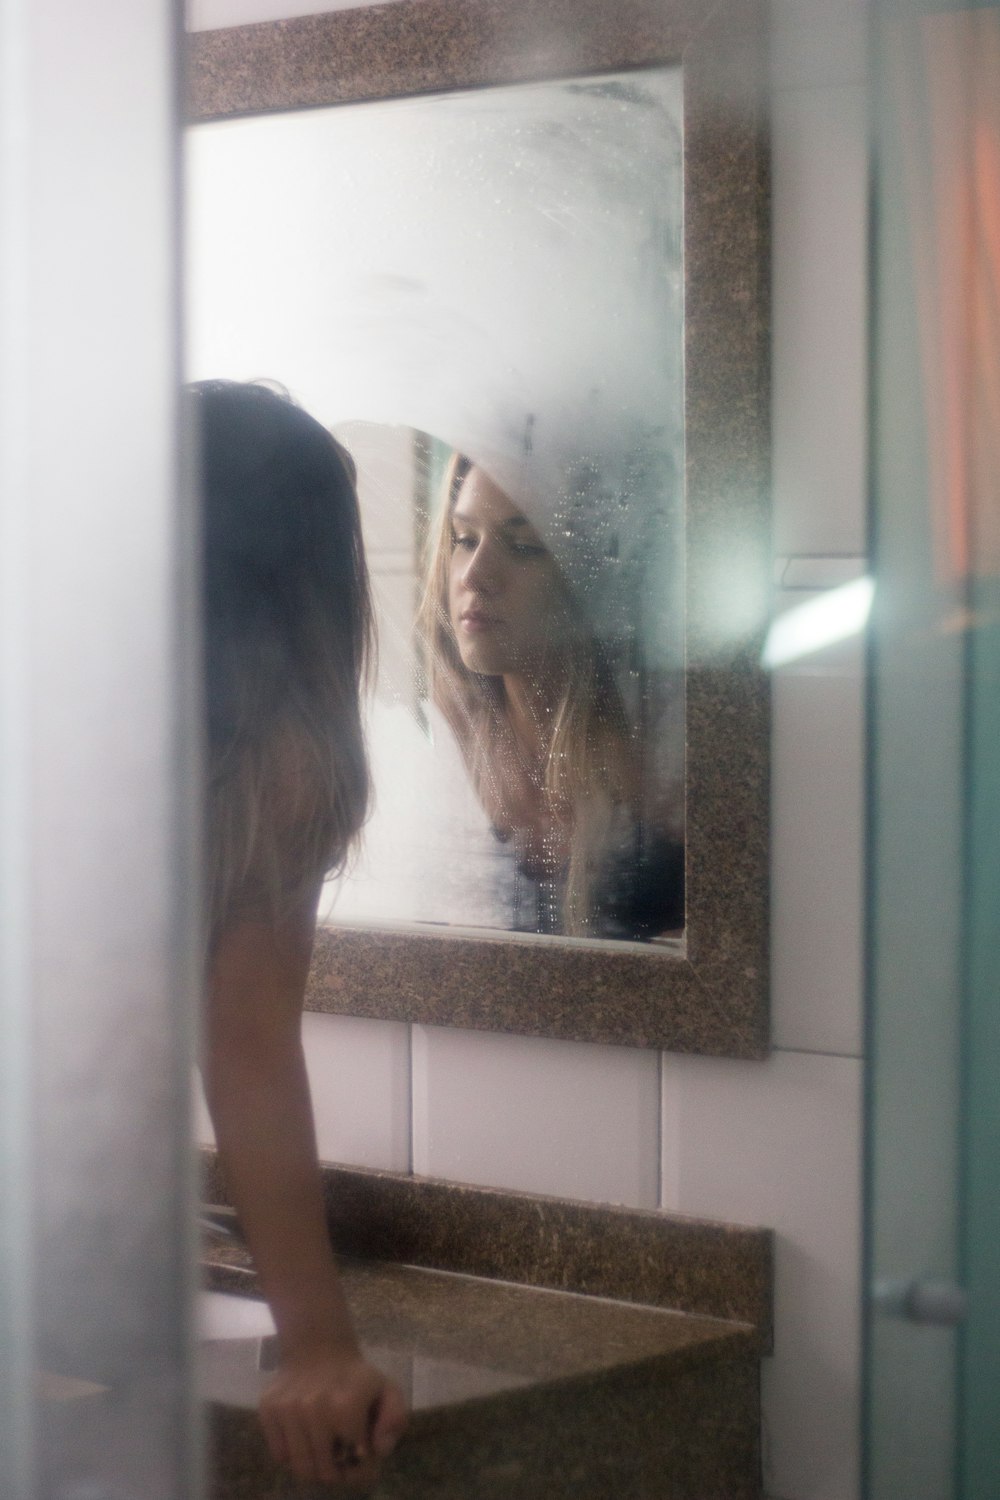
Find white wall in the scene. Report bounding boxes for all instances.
[191,2,870,1496]
[187,0,399,24]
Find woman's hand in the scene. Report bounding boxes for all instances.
[259,1341,407,1490]
[205,907,408,1488]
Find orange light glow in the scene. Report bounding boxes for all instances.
[891,10,1000,584]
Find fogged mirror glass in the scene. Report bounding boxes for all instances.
[186,68,685,943]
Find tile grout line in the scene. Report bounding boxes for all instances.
[404,1026,413,1176]
[406,1023,416,1177]
[656,1048,664,1211]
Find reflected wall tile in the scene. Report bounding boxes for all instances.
[413,1026,660,1209]
[661,1050,863,1500]
[302,1013,412,1171]
[772,83,868,558]
[770,588,865,1057]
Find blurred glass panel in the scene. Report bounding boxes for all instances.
[1,0,199,1496]
[865,5,1000,1496]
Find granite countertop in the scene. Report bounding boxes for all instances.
[199,1155,769,1496]
[202,1236,763,1499]
[201,1237,756,1415]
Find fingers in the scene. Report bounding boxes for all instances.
[257,1395,290,1471]
[259,1362,402,1491]
[262,1401,362,1488]
[259,1390,316,1484]
[302,1393,366,1486]
[372,1379,408,1458]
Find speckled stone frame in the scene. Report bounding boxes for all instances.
[187,0,771,1057]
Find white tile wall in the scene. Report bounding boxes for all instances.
[301,1012,411,1170]
[770,0,869,91]
[193,1067,214,1147]
[195,1013,412,1172]
[661,1051,863,1500]
[412,1025,661,1208]
[756,35,870,1491]
[186,0,401,28]
[770,599,865,1057]
[771,84,868,559]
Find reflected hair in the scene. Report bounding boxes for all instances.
[416,451,635,936]
[190,380,373,943]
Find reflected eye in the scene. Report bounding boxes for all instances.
[451,531,477,551]
[508,540,547,558]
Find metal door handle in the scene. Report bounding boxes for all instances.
[873,1277,967,1326]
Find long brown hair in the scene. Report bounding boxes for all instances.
[415,452,636,936]
[191,381,373,943]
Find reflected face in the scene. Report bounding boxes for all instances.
[447,467,574,677]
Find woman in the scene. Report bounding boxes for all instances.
[417,452,683,939]
[193,381,406,1490]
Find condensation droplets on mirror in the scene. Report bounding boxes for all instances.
[186,69,687,947]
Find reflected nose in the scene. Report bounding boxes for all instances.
[461,538,502,596]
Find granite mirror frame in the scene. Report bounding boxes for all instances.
[186,0,770,1057]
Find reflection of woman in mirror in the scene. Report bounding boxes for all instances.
[417,454,683,939]
[193,381,406,1490]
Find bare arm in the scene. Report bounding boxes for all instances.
[203,897,406,1488]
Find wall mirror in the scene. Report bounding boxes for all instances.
[186,0,770,1056]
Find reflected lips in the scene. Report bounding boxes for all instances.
[459,609,501,633]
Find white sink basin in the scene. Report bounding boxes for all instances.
[198,1290,275,1342]
[198,1292,278,1407]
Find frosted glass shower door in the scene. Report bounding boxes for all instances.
[865,6,1000,1497]
[0,1,199,1496]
